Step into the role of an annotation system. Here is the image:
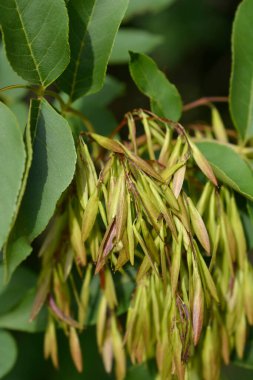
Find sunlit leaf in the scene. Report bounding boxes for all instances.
[197,141,253,201]
[129,52,182,121]
[0,102,26,250]
[0,0,70,86]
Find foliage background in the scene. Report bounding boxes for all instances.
[1,0,253,379]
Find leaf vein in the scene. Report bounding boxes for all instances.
[13,0,42,83]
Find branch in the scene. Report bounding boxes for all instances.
[183,96,228,112]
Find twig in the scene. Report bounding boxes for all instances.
[183,96,228,112]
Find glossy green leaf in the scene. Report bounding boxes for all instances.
[0,289,47,332]
[197,141,253,201]
[0,330,17,378]
[58,0,129,101]
[0,0,70,86]
[229,0,253,141]
[129,52,182,121]
[0,102,26,250]
[4,99,76,281]
[110,29,163,64]
[125,0,175,20]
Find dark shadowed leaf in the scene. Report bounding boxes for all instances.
[0,289,47,332]
[58,0,128,101]
[126,361,157,380]
[4,99,76,281]
[0,265,36,315]
[86,266,136,326]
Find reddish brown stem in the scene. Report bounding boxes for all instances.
[183,96,228,112]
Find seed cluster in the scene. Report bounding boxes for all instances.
[31,111,253,380]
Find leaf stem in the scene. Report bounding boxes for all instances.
[0,84,31,93]
[44,89,66,108]
[65,107,95,133]
[183,97,228,112]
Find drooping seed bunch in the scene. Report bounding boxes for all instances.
[31,110,253,380]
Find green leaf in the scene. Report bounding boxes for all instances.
[3,102,33,283]
[9,102,28,135]
[229,0,253,142]
[67,75,125,136]
[10,100,33,221]
[125,0,175,20]
[129,52,182,121]
[0,289,47,332]
[58,0,129,101]
[0,266,36,315]
[0,330,17,378]
[110,29,163,64]
[0,102,26,250]
[17,99,76,240]
[0,0,70,86]
[197,141,253,201]
[74,75,125,108]
[5,99,76,281]
[0,44,27,100]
